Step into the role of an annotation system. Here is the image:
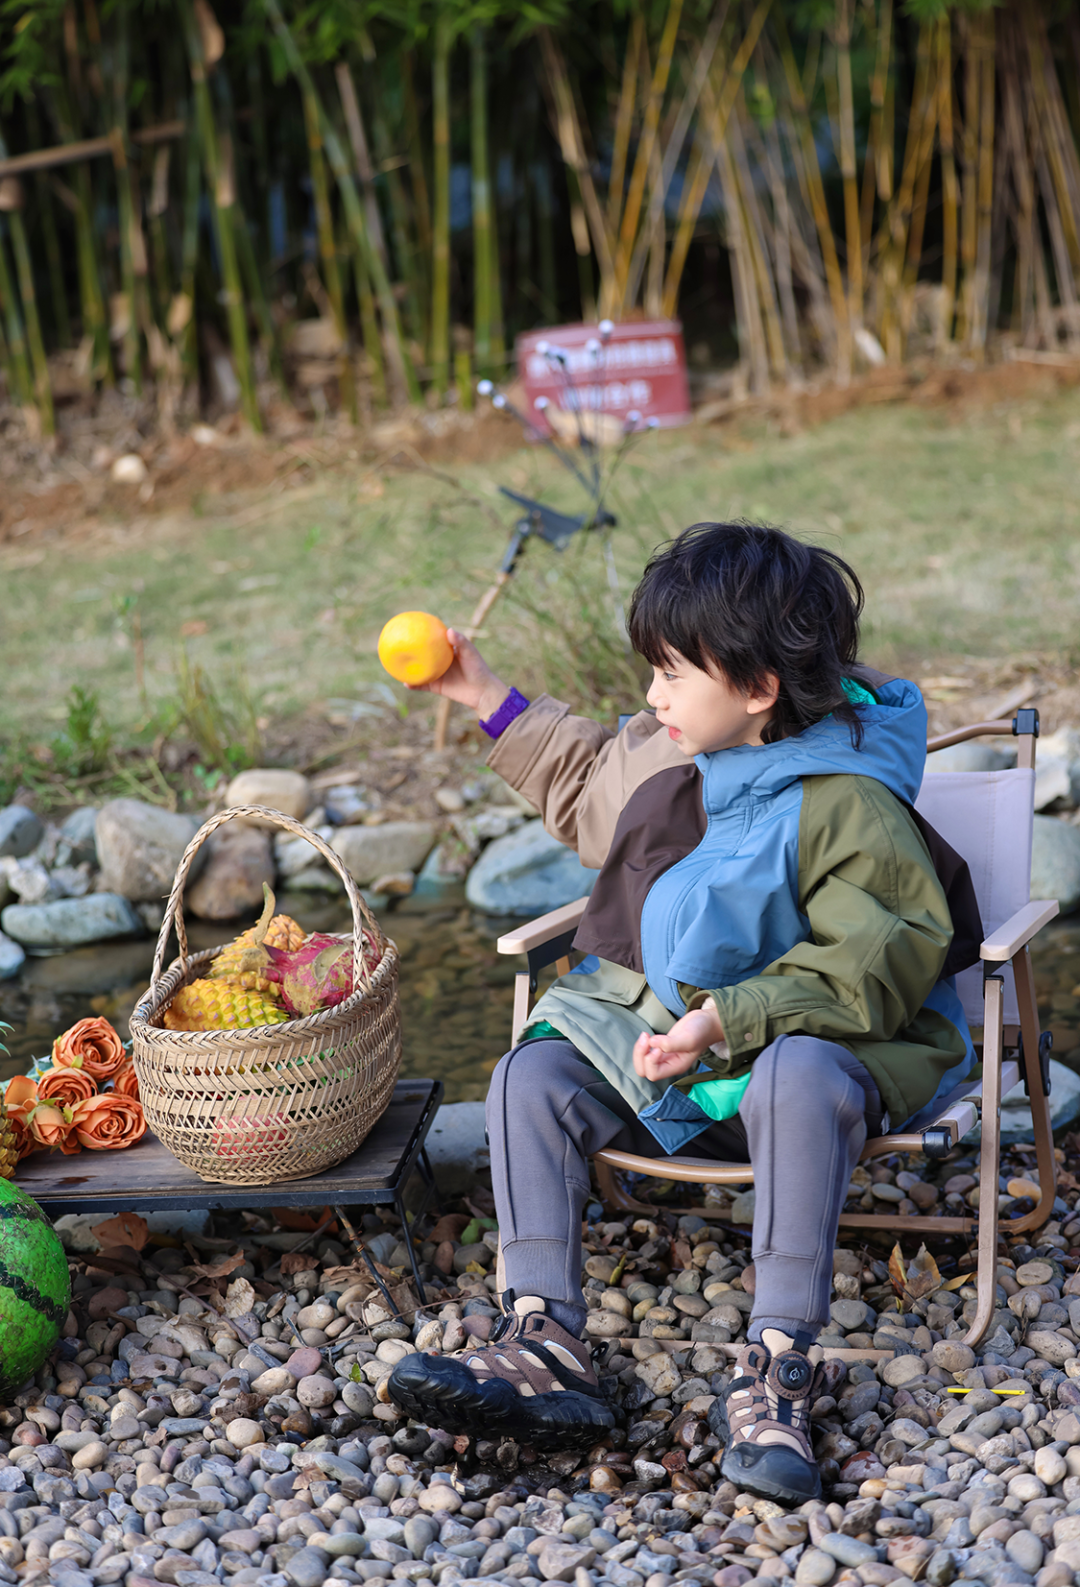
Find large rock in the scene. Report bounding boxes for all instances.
[1034,757,1075,812]
[95,800,203,902]
[0,930,24,980]
[1,893,143,949]
[1030,815,1080,914]
[331,821,437,886]
[465,819,598,916]
[0,805,43,859]
[225,769,311,827]
[186,825,275,920]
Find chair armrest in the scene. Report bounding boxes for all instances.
[980,900,1059,961]
[496,897,590,956]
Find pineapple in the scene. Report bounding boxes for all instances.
[0,1103,18,1180]
[163,976,290,1032]
[209,913,306,998]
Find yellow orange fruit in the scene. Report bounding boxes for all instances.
[377,611,454,686]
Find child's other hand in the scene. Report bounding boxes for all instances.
[409,628,509,719]
[633,1004,724,1083]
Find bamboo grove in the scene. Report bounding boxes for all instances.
[1,0,1080,437]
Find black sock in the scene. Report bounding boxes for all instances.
[545,1298,587,1338]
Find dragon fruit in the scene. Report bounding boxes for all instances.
[237,885,381,1018]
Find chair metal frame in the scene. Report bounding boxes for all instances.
[496,712,1059,1348]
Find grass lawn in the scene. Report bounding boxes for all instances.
[3,383,1079,746]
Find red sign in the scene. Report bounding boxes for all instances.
[516,319,692,431]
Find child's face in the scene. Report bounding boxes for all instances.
[646,651,777,757]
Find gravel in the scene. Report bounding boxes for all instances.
[7,1134,1080,1587]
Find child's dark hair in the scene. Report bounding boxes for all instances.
[627,521,866,745]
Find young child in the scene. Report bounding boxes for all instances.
[389,522,976,1505]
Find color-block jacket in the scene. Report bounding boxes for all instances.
[486,676,979,1130]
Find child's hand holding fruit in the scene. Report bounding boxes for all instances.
[378,611,510,720]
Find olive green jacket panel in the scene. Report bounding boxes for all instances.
[687,773,967,1126]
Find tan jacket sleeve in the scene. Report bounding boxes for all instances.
[485,694,683,871]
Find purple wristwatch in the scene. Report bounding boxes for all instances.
[480,687,530,739]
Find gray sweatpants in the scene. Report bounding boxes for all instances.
[485,1034,884,1341]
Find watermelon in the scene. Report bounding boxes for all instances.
[0,1179,70,1402]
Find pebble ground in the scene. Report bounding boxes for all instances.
[6,1134,1080,1587]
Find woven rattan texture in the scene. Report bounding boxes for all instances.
[129,805,403,1186]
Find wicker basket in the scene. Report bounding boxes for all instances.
[129,805,401,1186]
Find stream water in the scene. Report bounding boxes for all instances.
[1,888,1078,1103]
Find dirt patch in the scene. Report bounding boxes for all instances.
[6,354,1077,557]
[697,351,1080,434]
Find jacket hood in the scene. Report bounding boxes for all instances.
[695,677,927,811]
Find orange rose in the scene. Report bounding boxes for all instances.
[38,1066,98,1110]
[112,1061,140,1101]
[69,1093,146,1151]
[27,1100,81,1155]
[4,1076,39,1159]
[52,1017,126,1081]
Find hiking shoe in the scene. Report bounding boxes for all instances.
[387,1295,616,1449]
[708,1328,824,1505]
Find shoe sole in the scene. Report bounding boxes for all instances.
[388,1354,616,1452]
[710,1388,823,1506]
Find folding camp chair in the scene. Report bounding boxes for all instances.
[496,708,1058,1349]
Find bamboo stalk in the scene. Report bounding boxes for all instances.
[26,102,72,348]
[612,0,684,310]
[956,14,979,349]
[259,0,419,406]
[833,0,862,333]
[859,0,891,262]
[607,16,644,234]
[302,87,357,422]
[537,27,617,309]
[661,133,709,318]
[970,9,996,355]
[178,113,201,383]
[369,84,427,355]
[729,101,788,378]
[937,15,958,346]
[109,14,144,394]
[180,0,260,430]
[624,0,731,314]
[430,13,451,395]
[1022,5,1080,280]
[402,50,432,265]
[877,20,935,361]
[353,241,388,409]
[49,78,114,386]
[0,218,32,408]
[470,26,496,377]
[5,208,55,434]
[753,109,803,373]
[772,8,849,379]
[661,3,769,318]
[715,131,768,393]
[336,63,391,282]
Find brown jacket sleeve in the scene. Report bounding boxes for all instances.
[485,694,683,871]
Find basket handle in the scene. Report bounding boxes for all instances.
[149,804,385,996]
